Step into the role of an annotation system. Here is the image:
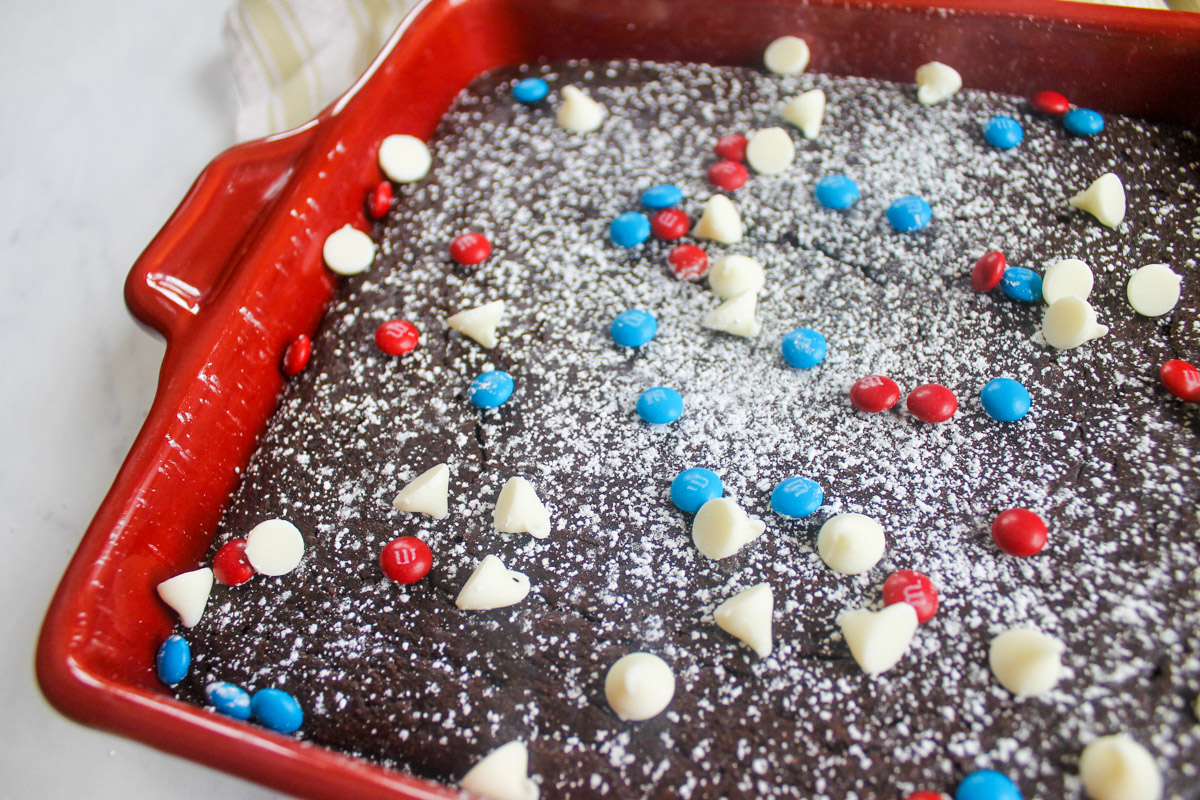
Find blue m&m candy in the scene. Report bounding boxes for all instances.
[1000,267,1043,302]
[610,212,651,247]
[670,468,723,513]
[955,769,1023,800]
[640,184,684,210]
[1063,108,1104,137]
[980,378,1032,422]
[155,634,190,686]
[250,687,304,734]
[781,328,827,369]
[637,387,683,424]
[206,681,252,720]
[983,115,1024,149]
[770,477,824,518]
[512,77,549,104]
[469,370,514,409]
[887,196,932,232]
[814,175,859,210]
[611,309,657,347]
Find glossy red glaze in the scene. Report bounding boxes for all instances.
[667,244,709,280]
[380,536,434,584]
[882,570,939,623]
[36,1,1200,799]
[213,539,255,586]
[850,375,901,413]
[1031,89,1071,115]
[375,320,421,356]
[282,334,313,376]
[971,250,1006,292]
[714,133,748,162]
[448,232,492,265]
[992,508,1049,557]
[367,180,394,219]
[907,383,958,423]
[1161,359,1200,402]
[650,208,690,240]
[707,159,749,190]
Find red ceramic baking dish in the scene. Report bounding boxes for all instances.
[36,0,1200,797]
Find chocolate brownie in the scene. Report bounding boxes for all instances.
[175,60,1200,798]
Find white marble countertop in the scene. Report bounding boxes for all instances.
[1,2,281,797]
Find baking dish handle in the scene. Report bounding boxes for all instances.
[124,122,319,342]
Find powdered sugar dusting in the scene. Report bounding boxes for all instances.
[177,61,1200,799]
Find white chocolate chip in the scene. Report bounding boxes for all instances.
[691,194,744,244]
[816,513,885,575]
[763,35,810,76]
[914,61,962,105]
[156,567,214,628]
[714,583,775,657]
[702,291,761,338]
[556,85,606,134]
[1079,734,1163,800]
[378,134,431,183]
[1126,263,1182,317]
[745,127,796,175]
[782,89,826,139]
[392,463,450,519]
[447,299,505,349]
[1042,296,1109,350]
[461,741,540,800]
[692,497,766,560]
[1069,172,1126,228]
[455,555,531,610]
[709,255,766,299]
[837,603,918,675]
[1042,258,1095,305]
[604,652,675,721]
[322,225,375,276]
[988,628,1065,697]
[494,477,551,539]
[243,519,305,576]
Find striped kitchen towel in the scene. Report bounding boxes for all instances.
[225,0,415,141]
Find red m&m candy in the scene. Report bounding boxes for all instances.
[650,208,690,240]
[882,570,939,623]
[971,250,1006,292]
[1031,90,1070,116]
[375,320,420,356]
[708,160,749,191]
[449,233,492,265]
[366,180,393,220]
[991,508,1048,557]
[905,793,948,800]
[380,536,433,584]
[214,539,255,586]
[714,133,748,162]
[281,334,312,377]
[667,244,709,281]
[1161,359,1200,402]
[850,375,901,413]
[907,384,957,423]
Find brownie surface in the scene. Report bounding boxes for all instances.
[177,61,1200,799]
